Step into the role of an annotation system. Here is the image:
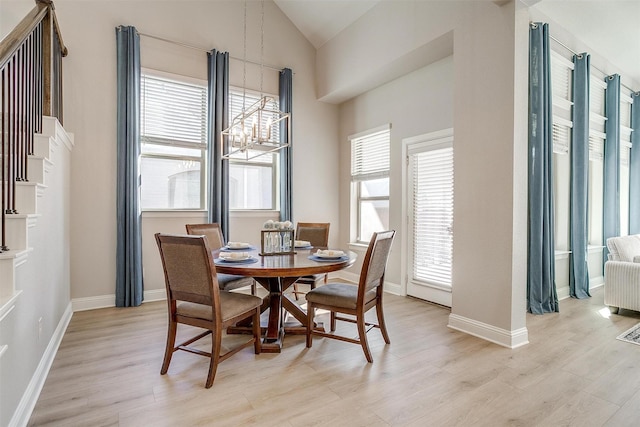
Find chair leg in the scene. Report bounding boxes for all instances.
[253,309,262,354]
[376,301,391,344]
[323,273,328,284]
[161,319,177,375]
[357,314,373,363]
[306,304,314,348]
[293,282,300,301]
[251,280,257,296]
[330,311,336,332]
[205,328,222,388]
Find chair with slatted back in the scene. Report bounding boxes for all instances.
[305,230,395,363]
[186,223,255,294]
[292,222,330,299]
[155,233,262,388]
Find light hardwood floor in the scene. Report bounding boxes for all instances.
[29,286,640,426]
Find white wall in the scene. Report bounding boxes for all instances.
[325,1,529,344]
[339,56,454,288]
[0,0,32,40]
[48,0,340,302]
[0,120,73,427]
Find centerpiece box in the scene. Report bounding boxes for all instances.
[260,220,295,256]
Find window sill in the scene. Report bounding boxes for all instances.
[555,250,571,260]
[142,210,207,219]
[349,242,369,251]
[141,210,281,220]
[230,210,280,219]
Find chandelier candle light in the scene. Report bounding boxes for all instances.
[221,0,290,161]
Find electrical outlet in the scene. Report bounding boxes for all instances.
[38,317,43,340]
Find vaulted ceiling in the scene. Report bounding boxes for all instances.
[274,0,640,88]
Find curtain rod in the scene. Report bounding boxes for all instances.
[548,33,636,93]
[137,31,285,72]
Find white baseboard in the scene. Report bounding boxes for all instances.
[10,302,73,427]
[590,276,604,289]
[330,271,401,295]
[557,285,570,300]
[72,289,166,312]
[331,270,359,284]
[447,313,529,349]
[558,276,604,301]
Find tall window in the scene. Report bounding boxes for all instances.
[588,75,606,246]
[140,70,207,210]
[550,49,573,255]
[620,93,633,236]
[350,126,390,243]
[228,88,279,210]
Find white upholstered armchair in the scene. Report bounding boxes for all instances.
[604,235,640,314]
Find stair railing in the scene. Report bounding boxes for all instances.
[0,0,67,252]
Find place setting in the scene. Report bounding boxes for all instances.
[294,239,313,250]
[223,241,257,251]
[308,249,349,262]
[215,250,258,265]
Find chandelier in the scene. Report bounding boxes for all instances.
[221,0,290,161]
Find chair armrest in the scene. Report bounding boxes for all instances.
[605,260,640,277]
[604,261,640,311]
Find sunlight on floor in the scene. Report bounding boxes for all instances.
[597,307,612,318]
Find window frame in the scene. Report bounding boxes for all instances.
[349,124,391,244]
[227,86,280,211]
[140,69,208,211]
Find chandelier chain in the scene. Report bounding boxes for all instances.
[242,0,247,113]
[260,0,264,99]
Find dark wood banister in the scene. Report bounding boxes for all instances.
[0,0,68,116]
[0,1,67,68]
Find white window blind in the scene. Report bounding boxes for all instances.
[550,49,573,155]
[590,77,606,117]
[620,95,632,129]
[551,51,573,109]
[621,144,631,167]
[141,73,207,146]
[411,145,454,287]
[553,117,572,154]
[351,128,390,181]
[620,95,633,147]
[589,132,605,161]
[589,78,607,162]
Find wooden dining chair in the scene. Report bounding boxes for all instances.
[305,230,395,363]
[186,223,256,294]
[293,222,330,299]
[155,233,262,388]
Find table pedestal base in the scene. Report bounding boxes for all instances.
[226,276,324,353]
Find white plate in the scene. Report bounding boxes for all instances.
[226,242,251,249]
[219,256,251,262]
[219,251,251,261]
[315,250,345,259]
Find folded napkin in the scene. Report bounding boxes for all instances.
[316,249,345,257]
[219,251,249,260]
[295,240,311,247]
[227,241,249,249]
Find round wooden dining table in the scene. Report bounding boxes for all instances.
[214,247,357,353]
